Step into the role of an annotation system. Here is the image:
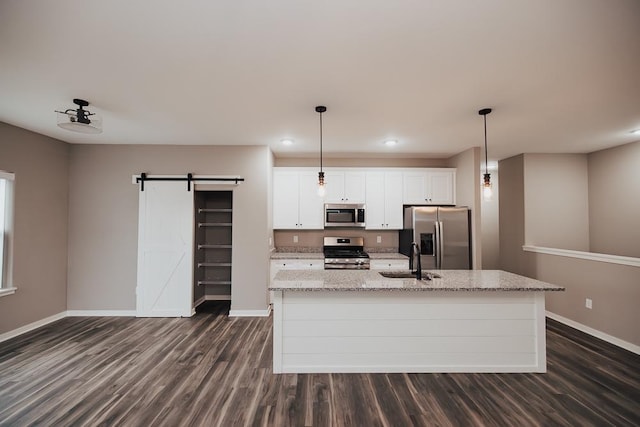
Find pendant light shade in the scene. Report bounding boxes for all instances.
[479,108,493,201]
[316,106,327,197]
[55,99,102,134]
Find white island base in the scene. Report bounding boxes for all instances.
[272,289,548,374]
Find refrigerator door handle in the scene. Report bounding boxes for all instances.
[437,220,444,269]
[434,220,440,269]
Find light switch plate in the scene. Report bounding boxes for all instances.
[293,235,298,243]
[377,235,382,243]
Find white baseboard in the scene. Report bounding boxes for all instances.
[546,311,640,355]
[66,310,136,317]
[0,311,66,343]
[229,307,271,317]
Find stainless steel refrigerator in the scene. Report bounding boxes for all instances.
[399,206,471,269]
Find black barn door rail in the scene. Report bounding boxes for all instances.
[136,173,245,191]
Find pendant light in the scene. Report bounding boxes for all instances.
[479,108,493,200]
[315,105,327,197]
[55,99,103,134]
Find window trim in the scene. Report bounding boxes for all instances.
[0,170,15,298]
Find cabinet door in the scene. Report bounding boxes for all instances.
[384,172,404,229]
[343,171,366,203]
[324,171,366,203]
[298,171,325,229]
[273,171,300,229]
[426,170,455,205]
[404,169,456,205]
[365,172,386,229]
[403,171,427,204]
[322,171,345,203]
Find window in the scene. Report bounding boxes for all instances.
[0,170,15,297]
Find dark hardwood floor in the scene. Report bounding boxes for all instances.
[1,302,638,426]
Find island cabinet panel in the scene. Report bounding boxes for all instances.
[272,290,546,374]
[282,318,535,337]
[282,352,537,368]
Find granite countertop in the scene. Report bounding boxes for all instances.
[270,269,565,292]
[367,253,408,260]
[271,252,325,260]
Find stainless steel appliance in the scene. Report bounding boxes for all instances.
[323,237,370,269]
[399,206,471,269]
[324,204,366,228]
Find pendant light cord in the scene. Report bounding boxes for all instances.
[483,114,488,176]
[319,111,323,172]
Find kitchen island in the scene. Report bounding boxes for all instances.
[269,269,564,374]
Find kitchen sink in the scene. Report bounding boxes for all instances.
[378,271,441,280]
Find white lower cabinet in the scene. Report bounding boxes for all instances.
[369,259,409,270]
[270,259,324,280]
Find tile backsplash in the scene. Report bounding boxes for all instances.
[274,229,399,253]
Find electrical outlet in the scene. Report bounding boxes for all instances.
[293,235,298,243]
[585,298,592,309]
[376,235,382,243]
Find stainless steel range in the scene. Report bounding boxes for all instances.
[323,237,370,270]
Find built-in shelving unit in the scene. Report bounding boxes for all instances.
[194,191,233,304]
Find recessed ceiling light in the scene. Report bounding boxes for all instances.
[281,139,294,146]
[384,140,398,147]
[632,129,640,136]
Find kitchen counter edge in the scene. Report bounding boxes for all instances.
[269,269,565,292]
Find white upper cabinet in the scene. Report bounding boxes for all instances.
[323,170,366,203]
[365,171,404,229]
[273,170,300,229]
[273,167,456,230]
[273,170,324,229]
[297,171,325,229]
[403,168,456,205]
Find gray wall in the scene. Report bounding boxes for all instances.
[588,141,640,257]
[499,154,640,346]
[0,122,69,334]
[523,154,590,251]
[67,145,272,313]
[481,170,500,269]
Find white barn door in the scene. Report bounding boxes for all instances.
[136,181,194,317]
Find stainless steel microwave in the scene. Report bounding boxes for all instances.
[324,204,366,228]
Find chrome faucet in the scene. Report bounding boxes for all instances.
[409,242,422,280]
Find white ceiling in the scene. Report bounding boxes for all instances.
[1,0,639,161]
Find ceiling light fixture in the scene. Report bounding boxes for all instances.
[479,108,493,201]
[315,106,327,197]
[281,139,294,146]
[55,99,102,134]
[384,139,398,146]
[632,129,640,136]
